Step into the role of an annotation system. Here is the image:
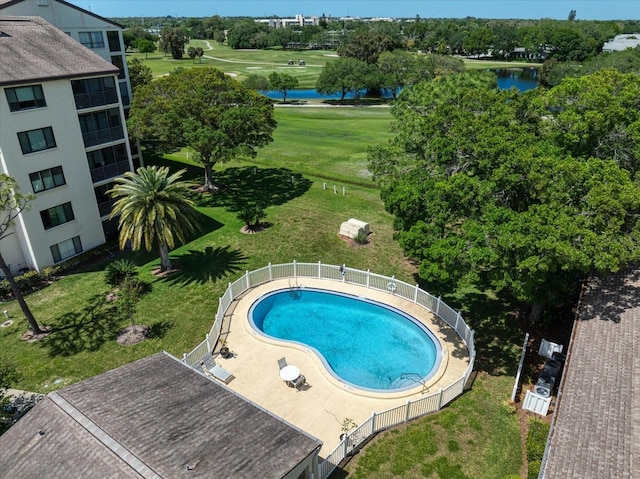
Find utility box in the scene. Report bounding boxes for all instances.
[339,218,370,238]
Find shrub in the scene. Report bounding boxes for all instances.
[526,419,549,462]
[353,230,369,245]
[526,419,550,479]
[237,204,266,230]
[105,259,138,287]
[15,271,42,291]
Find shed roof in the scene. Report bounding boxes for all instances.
[541,269,640,478]
[0,352,322,478]
[0,15,117,86]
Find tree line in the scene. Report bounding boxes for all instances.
[119,14,640,62]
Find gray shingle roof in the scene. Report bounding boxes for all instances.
[0,15,118,86]
[542,270,640,478]
[0,0,124,28]
[0,352,322,478]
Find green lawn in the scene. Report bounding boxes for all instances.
[0,106,523,478]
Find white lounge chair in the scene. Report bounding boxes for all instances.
[201,355,234,384]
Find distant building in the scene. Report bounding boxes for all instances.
[602,33,640,52]
[0,15,134,273]
[255,14,319,28]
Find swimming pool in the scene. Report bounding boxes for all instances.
[249,288,442,392]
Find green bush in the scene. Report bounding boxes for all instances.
[526,419,550,479]
[105,259,138,287]
[527,459,541,479]
[41,266,62,280]
[353,231,369,245]
[15,271,42,291]
[526,419,549,462]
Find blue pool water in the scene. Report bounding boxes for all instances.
[249,288,441,392]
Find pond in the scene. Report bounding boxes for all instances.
[263,67,539,100]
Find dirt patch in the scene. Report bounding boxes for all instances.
[151,263,181,278]
[116,325,151,346]
[21,325,52,343]
[338,234,372,248]
[240,223,270,234]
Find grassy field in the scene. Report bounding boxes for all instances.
[128,41,541,89]
[0,104,525,477]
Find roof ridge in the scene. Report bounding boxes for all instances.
[48,392,162,479]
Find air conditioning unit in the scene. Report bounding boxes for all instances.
[535,374,555,397]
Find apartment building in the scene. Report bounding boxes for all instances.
[0,0,141,166]
[0,15,135,273]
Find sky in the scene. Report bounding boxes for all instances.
[68,1,640,21]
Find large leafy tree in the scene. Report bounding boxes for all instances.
[268,71,299,103]
[159,27,188,59]
[128,68,276,191]
[316,57,378,101]
[126,57,152,95]
[370,72,640,322]
[109,166,201,272]
[338,27,401,64]
[536,69,640,175]
[0,175,42,334]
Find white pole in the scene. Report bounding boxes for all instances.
[333,185,337,194]
[511,332,530,402]
[343,186,345,195]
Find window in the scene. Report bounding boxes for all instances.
[78,108,124,147]
[94,182,116,216]
[111,55,125,80]
[72,76,117,109]
[40,202,74,230]
[119,82,130,106]
[17,127,56,154]
[50,236,83,263]
[78,31,104,48]
[30,166,66,193]
[5,85,46,112]
[87,144,130,182]
[107,31,122,52]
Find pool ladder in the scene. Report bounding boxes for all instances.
[395,373,429,394]
[288,277,302,298]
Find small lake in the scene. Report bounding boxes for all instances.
[264,67,539,100]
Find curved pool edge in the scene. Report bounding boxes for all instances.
[237,280,455,400]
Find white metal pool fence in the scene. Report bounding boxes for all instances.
[182,261,476,479]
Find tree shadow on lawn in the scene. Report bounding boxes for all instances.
[40,294,122,357]
[192,166,313,211]
[163,245,247,286]
[416,276,525,377]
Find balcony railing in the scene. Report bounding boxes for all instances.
[74,90,119,110]
[82,125,124,148]
[90,160,131,182]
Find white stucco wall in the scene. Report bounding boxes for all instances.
[0,77,117,272]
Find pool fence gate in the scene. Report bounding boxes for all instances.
[182,261,476,479]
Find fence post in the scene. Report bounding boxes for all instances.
[318,261,321,278]
[437,388,444,410]
[455,311,460,331]
[294,260,297,278]
[436,296,441,316]
[405,400,411,423]
[182,353,188,363]
[245,270,250,290]
[414,284,419,303]
[366,269,370,288]
[371,411,377,433]
[205,333,211,352]
[268,262,272,281]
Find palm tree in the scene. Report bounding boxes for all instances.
[109,166,201,272]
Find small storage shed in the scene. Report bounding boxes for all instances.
[339,218,370,238]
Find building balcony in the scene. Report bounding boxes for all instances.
[82,126,124,148]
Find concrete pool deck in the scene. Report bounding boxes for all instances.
[212,278,470,457]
